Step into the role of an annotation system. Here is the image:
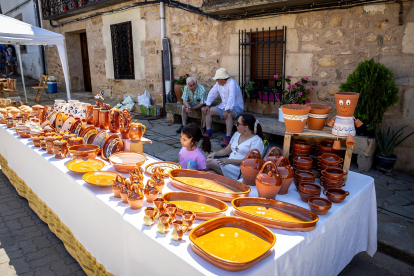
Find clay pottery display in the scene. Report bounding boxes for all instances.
[112,175,124,198]
[119,108,132,139]
[174,84,184,103]
[143,207,157,226]
[321,168,347,180]
[298,183,321,195]
[318,162,342,170]
[152,171,165,193]
[334,92,359,117]
[255,161,282,199]
[68,144,100,159]
[127,184,144,209]
[240,149,264,186]
[275,156,294,195]
[99,103,110,130]
[318,153,343,166]
[92,101,101,127]
[153,198,166,218]
[308,197,332,215]
[293,163,313,171]
[165,203,178,221]
[298,189,320,203]
[281,104,311,133]
[306,103,332,130]
[53,140,68,159]
[182,210,196,229]
[324,188,349,203]
[294,170,316,181]
[68,100,79,117]
[171,220,189,241]
[144,179,159,203]
[33,136,44,147]
[17,130,31,138]
[85,104,94,124]
[46,136,62,154]
[263,147,282,164]
[157,213,172,233]
[40,138,47,150]
[129,120,146,141]
[109,108,121,133]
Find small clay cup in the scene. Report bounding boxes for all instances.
[153,198,166,219]
[182,210,196,229]
[324,188,349,203]
[143,207,157,226]
[298,183,322,195]
[298,189,320,203]
[321,168,347,180]
[171,220,189,241]
[40,138,47,150]
[157,213,172,233]
[165,203,178,221]
[308,197,332,215]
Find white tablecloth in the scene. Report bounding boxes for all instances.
[0,125,377,276]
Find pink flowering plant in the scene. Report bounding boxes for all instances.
[276,75,313,105]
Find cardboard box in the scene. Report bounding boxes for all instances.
[137,104,149,115]
[9,91,18,97]
[148,105,163,117]
[2,91,10,98]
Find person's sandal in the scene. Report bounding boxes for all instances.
[203,131,212,138]
[221,137,230,147]
[176,125,184,134]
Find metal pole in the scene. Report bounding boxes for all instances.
[16,45,28,103]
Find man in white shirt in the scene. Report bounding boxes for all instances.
[202,68,244,147]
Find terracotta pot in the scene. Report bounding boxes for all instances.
[298,183,321,195]
[129,120,146,141]
[93,102,101,127]
[119,108,132,139]
[306,103,332,130]
[293,164,312,171]
[143,207,157,226]
[263,147,282,163]
[85,104,93,124]
[174,84,184,103]
[321,168,347,180]
[291,147,310,155]
[281,104,311,133]
[318,140,335,152]
[292,140,311,150]
[294,170,316,181]
[320,176,345,186]
[275,156,294,195]
[240,149,264,186]
[298,189,320,203]
[323,188,349,203]
[320,181,346,191]
[256,161,282,199]
[308,197,332,215]
[109,108,121,133]
[293,156,313,167]
[144,179,159,203]
[318,162,342,170]
[318,153,343,166]
[127,185,144,210]
[46,136,62,154]
[334,92,359,117]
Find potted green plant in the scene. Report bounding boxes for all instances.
[339,58,399,137]
[375,125,414,173]
[243,81,256,98]
[172,74,188,103]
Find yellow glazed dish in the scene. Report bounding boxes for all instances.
[145,161,181,177]
[66,159,105,173]
[82,171,120,187]
[174,177,239,193]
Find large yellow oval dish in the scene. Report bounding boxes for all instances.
[82,171,120,187]
[66,158,105,173]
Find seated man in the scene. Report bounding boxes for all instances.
[202,68,244,147]
[176,77,207,133]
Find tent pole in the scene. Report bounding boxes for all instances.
[16,45,28,103]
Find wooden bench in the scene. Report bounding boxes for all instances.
[165,102,376,171]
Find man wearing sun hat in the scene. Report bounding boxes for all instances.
[202,68,244,147]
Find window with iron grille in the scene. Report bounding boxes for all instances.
[239,27,286,104]
[110,21,135,79]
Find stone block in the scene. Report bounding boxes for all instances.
[301,34,313,42]
[234,14,297,30]
[402,88,414,119]
[285,53,313,77]
[312,21,324,29]
[302,43,323,52]
[364,4,386,14]
[327,85,340,95]
[286,29,298,52]
[357,154,374,172]
[319,71,331,79]
[318,55,337,67]
[374,19,389,30]
[402,23,414,54]
[318,90,328,100]
[329,14,343,27]
[336,29,344,37]
[221,56,238,77]
[296,16,309,27]
[229,34,239,55]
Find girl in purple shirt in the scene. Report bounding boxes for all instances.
[179,124,211,170]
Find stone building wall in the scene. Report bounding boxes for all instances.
[42,1,414,174]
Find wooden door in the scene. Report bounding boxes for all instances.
[80,33,92,92]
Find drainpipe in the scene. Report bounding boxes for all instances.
[160,1,166,117]
[34,0,47,75]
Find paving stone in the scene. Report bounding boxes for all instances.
[26,247,54,262]
[49,259,74,275]
[29,253,60,268]
[154,148,181,163]
[0,234,15,246]
[8,256,30,274]
[150,125,180,136]
[32,265,56,276]
[384,194,412,206]
[143,140,174,156]
[31,236,52,250]
[173,143,182,148]
[163,139,179,145]
[397,190,414,202]
[0,263,16,276]
[18,240,38,254]
[387,183,412,191]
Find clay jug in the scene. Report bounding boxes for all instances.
[109,108,121,133]
[275,156,294,195]
[334,92,359,117]
[256,161,282,199]
[85,104,94,125]
[264,147,283,164]
[99,103,111,130]
[144,179,159,203]
[129,120,146,141]
[240,149,264,186]
[93,101,102,127]
[119,108,132,139]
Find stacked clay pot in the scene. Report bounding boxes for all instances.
[293,156,313,172]
[291,140,311,161]
[293,170,316,190]
[281,104,311,133]
[317,152,343,177]
[240,149,264,186]
[306,103,332,130]
[298,183,321,203]
[320,168,348,191]
[256,161,282,199]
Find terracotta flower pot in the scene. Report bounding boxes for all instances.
[240,149,264,186]
[255,161,282,199]
[275,156,294,195]
[306,103,332,130]
[281,104,311,133]
[334,92,359,117]
[174,84,184,103]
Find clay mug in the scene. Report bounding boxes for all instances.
[264,146,283,164]
[54,100,65,111]
[80,103,88,121]
[127,184,144,209]
[240,149,264,186]
[165,203,178,221]
[68,100,79,117]
[129,120,146,141]
[85,104,94,124]
[144,179,159,203]
[109,108,121,133]
[143,207,157,226]
[256,161,282,199]
[112,175,125,198]
[53,140,68,159]
[40,137,47,150]
[33,135,44,147]
[119,108,132,139]
[157,213,172,233]
[275,156,294,195]
[153,198,166,219]
[93,101,101,127]
[171,220,189,241]
[99,103,110,130]
[182,210,196,229]
[46,136,62,154]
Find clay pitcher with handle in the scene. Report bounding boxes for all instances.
[275,156,294,195]
[256,161,282,199]
[240,149,264,186]
[264,146,283,163]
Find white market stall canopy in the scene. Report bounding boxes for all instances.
[0,14,70,102]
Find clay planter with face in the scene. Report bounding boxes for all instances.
[323,188,349,203]
[240,149,264,186]
[306,103,332,130]
[308,197,332,215]
[281,104,311,133]
[256,161,282,199]
[264,147,282,163]
[275,156,294,195]
[334,92,359,117]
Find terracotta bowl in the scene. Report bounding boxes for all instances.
[298,183,321,195]
[294,170,316,181]
[298,189,320,203]
[293,177,314,190]
[318,140,335,152]
[109,152,147,173]
[320,176,345,185]
[68,144,100,159]
[291,152,310,158]
[293,156,313,167]
[323,188,349,203]
[308,197,332,215]
[321,168,347,180]
[318,162,342,170]
[318,153,343,166]
[320,181,346,191]
[293,166,312,172]
[292,140,311,150]
[17,130,31,138]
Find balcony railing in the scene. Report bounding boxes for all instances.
[41,0,130,20]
